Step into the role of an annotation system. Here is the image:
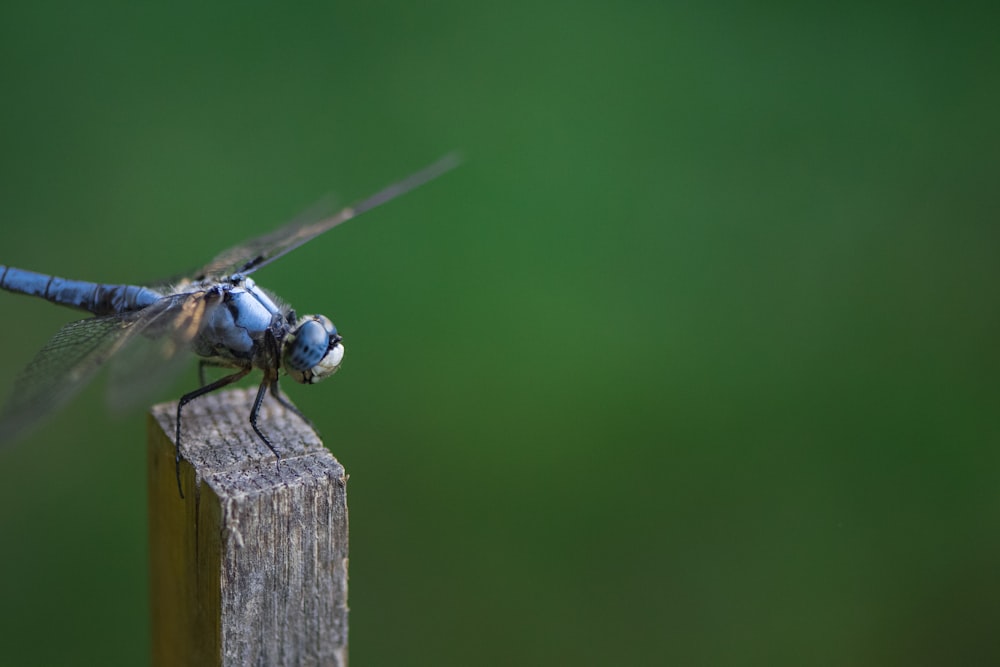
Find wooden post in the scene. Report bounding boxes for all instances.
[147,387,349,667]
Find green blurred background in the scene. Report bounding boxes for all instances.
[1,2,998,665]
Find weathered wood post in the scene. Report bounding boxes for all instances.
[147,387,349,667]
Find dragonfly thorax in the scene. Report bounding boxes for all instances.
[282,314,344,384]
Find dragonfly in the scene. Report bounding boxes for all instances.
[0,153,459,496]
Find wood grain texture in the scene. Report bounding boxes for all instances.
[148,387,348,667]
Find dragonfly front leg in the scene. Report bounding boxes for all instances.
[249,376,282,467]
[174,367,251,498]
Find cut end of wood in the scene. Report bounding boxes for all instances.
[150,386,340,496]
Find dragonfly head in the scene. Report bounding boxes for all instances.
[282,314,344,384]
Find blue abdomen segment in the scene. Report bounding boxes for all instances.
[0,265,161,316]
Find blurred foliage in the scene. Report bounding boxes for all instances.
[0,2,998,666]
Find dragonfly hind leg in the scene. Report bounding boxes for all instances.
[198,360,234,387]
[174,367,251,498]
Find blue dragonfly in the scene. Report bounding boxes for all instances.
[0,154,459,495]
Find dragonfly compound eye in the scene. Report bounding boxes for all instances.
[283,315,344,384]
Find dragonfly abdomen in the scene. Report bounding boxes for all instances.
[0,265,161,316]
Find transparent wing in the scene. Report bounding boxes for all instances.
[0,315,138,443]
[0,289,219,443]
[106,288,223,413]
[194,153,461,279]
[148,196,341,288]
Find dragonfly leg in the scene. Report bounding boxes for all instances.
[269,379,319,433]
[250,378,282,469]
[198,360,230,387]
[174,367,251,498]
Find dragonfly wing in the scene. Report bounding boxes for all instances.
[105,289,223,413]
[194,193,341,279]
[0,289,221,443]
[194,153,460,279]
[0,314,139,443]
